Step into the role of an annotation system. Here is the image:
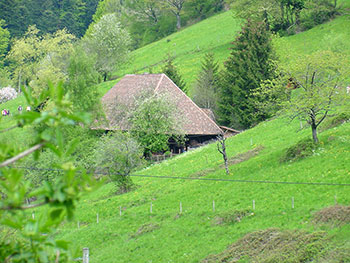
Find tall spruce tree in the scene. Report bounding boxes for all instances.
[218,19,275,129]
[192,52,220,113]
[162,55,187,93]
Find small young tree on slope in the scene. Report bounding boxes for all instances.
[257,51,350,143]
[192,52,220,114]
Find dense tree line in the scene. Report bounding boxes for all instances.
[0,0,100,38]
[226,0,343,35]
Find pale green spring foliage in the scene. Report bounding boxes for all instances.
[93,131,144,193]
[7,26,75,95]
[0,82,99,262]
[85,13,131,79]
[256,50,350,142]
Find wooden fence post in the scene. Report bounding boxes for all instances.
[83,248,89,263]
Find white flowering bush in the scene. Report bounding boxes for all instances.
[0,86,17,104]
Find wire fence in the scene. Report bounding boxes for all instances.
[13,166,350,187]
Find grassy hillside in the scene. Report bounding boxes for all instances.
[54,113,350,262]
[1,8,350,262]
[110,9,350,96]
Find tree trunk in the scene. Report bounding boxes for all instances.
[263,10,270,30]
[217,135,229,175]
[103,72,108,82]
[311,124,318,143]
[176,13,181,29]
[280,2,285,24]
[18,70,22,93]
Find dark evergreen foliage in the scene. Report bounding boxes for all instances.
[192,52,220,113]
[162,55,187,93]
[218,19,275,129]
[0,0,99,38]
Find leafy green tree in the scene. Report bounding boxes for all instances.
[127,0,162,23]
[7,26,75,94]
[0,19,10,68]
[65,46,100,115]
[192,52,220,113]
[218,19,275,129]
[184,0,224,20]
[94,132,144,193]
[84,13,131,81]
[162,55,187,93]
[256,51,350,143]
[300,0,341,31]
[111,89,184,156]
[129,91,184,155]
[160,0,187,29]
[227,0,304,32]
[0,82,98,261]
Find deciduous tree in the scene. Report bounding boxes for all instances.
[65,46,100,115]
[84,13,131,81]
[256,51,350,143]
[93,132,144,193]
[0,82,98,261]
[160,0,186,29]
[0,19,10,67]
[7,26,75,94]
[129,90,185,155]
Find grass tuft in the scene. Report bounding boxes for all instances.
[280,138,317,163]
[313,205,350,227]
[202,228,328,263]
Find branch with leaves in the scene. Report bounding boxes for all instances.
[0,82,99,262]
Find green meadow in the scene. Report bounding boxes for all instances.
[1,6,350,262]
[57,113,350,262]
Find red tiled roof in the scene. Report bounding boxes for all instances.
[101,74,223,135]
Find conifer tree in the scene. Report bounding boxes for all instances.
[218,19,275,129]
[192,52,220,113]
[162,55,187,93]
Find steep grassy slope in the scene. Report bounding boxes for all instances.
[1,9,350,262]
[93,10,350,97]
[55,114,350,262]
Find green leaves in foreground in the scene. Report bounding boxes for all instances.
[0,82,99,262]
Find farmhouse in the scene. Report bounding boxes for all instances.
[99,73,224,152]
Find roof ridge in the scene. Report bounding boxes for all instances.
[162,74,222,134]
[154,74,165,93]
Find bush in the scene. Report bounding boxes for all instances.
[280,138,317,163]
[93,132,144,194]
[300,2,340,31]
[319,112,350,132]
[203,228,327,263]
[0,86,17,104]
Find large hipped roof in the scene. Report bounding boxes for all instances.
[101,74,223,135]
